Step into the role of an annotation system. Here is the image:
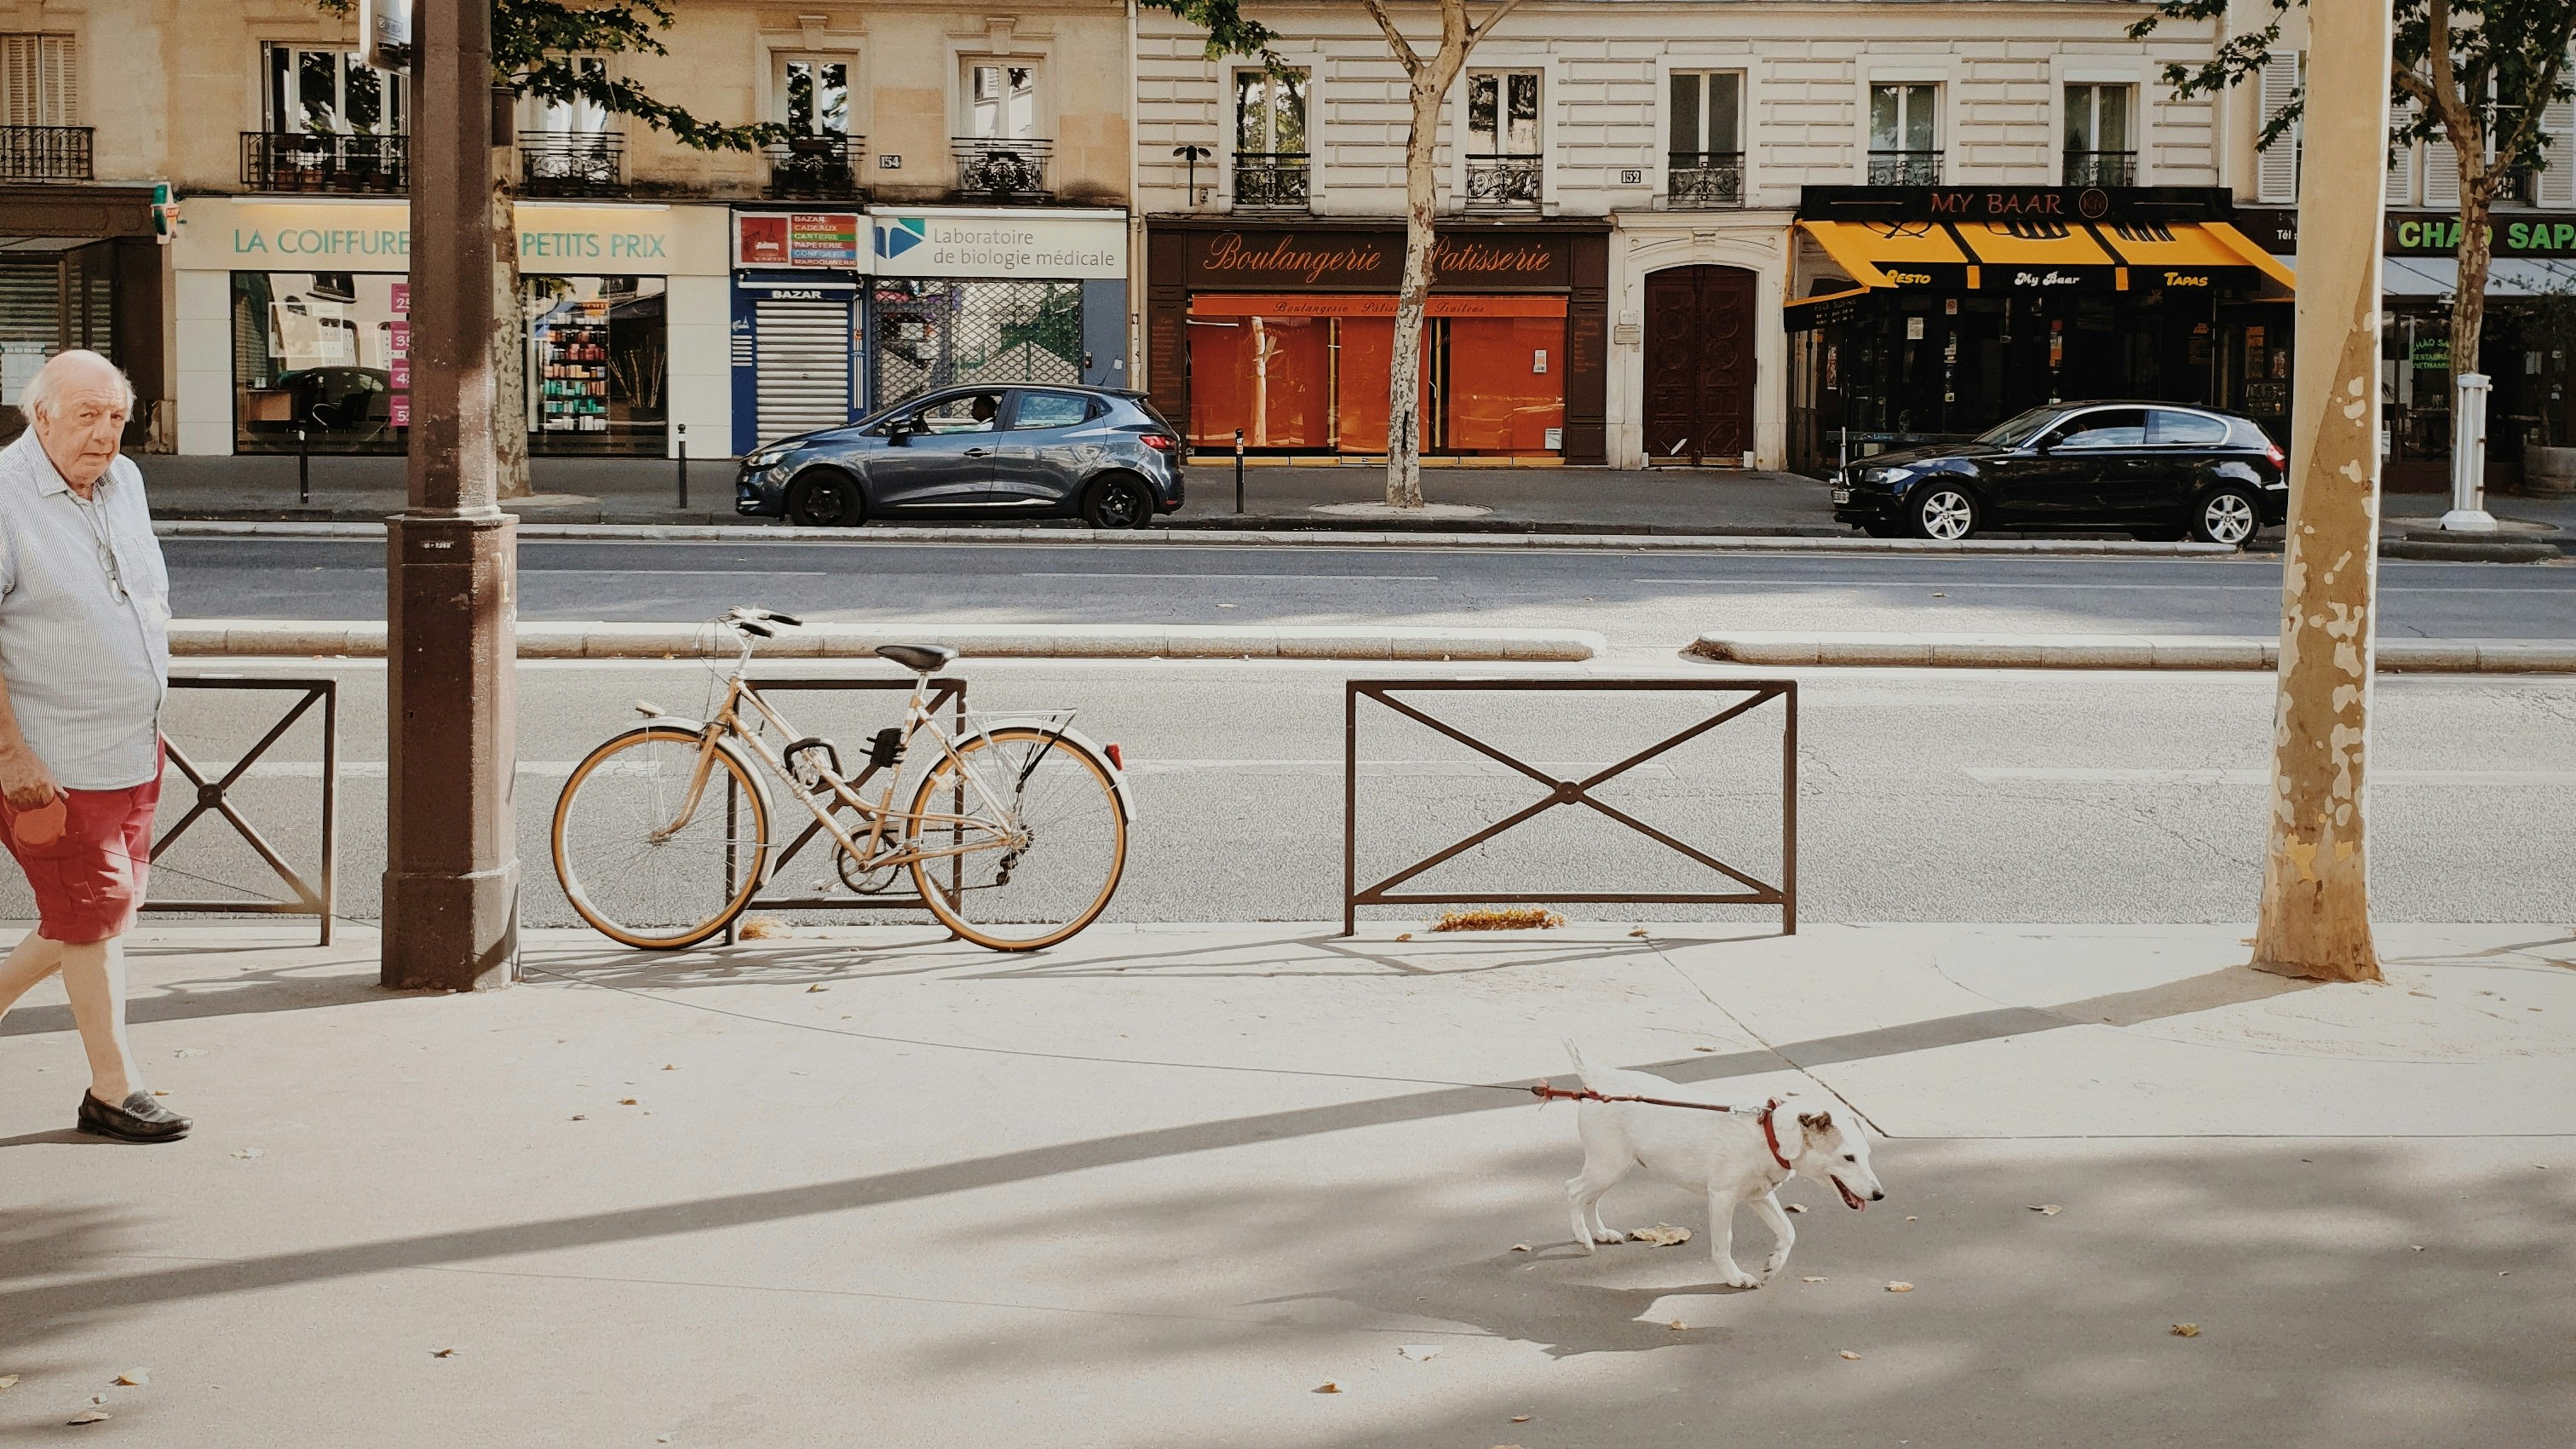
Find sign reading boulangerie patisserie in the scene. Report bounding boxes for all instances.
[1185,226,1571,290]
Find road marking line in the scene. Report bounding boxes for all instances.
[1024,571,1441,581]
[1964,767,2576,785]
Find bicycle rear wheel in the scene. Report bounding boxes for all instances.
[907,727,1127,951]
[552,727,769,949]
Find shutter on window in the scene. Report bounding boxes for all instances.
[2,36,36,128]
[2385,101,2416,205]
[2539,95,2576,206]
[2256,50,2301,203]
[2424,127,2462,206]
[40,34,72,124]
[752,298,854,445]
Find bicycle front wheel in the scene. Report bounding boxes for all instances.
[552,727,769,949]
[908,727,1128,951]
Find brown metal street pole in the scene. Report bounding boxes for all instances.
[383,0,520,991]
[2251,0,2389,982]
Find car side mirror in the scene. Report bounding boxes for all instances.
[886,421,914,447]
[2030,435,2053,455]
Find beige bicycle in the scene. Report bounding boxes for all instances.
[549,607,1133,952]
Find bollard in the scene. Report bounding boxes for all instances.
[296,427,310,506]
[2440,373,2497,532]
[676,422,689,509]
[1234,428,1245,515]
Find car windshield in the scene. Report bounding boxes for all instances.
[1974,406,2066,449]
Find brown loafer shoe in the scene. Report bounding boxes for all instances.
[76,1090,193,1143]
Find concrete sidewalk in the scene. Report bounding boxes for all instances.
[3,920,2569,1446]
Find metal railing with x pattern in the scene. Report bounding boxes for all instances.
[145,677,339,945]
[1343,678,1797,935]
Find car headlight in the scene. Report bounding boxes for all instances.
[1860,465,1915,485]
[745,446,791,469]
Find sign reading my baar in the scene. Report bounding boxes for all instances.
[1183,227,1573,290]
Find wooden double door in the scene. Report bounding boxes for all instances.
[1643,265,1757,465]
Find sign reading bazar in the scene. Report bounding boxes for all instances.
[1182,226,1573,290]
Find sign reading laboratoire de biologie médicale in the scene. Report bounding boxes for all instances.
[730,210,1125,279]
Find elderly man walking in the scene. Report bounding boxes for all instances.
[0,349,187,1142]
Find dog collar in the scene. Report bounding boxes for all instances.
[1757,1097,1794,1171]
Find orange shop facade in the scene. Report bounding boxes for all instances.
[1142,219,1610,463]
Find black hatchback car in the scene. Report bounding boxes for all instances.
[736,383,1186,528]
[1830,402,2288,545]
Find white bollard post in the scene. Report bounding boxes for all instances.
[2440,371,2498,532]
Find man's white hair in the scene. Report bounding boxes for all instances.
[20,348,136,426]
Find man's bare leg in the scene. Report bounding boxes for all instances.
[57,935,140,1102]
[0,929,66,1018]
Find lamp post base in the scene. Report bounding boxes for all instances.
[2436,508,2500,533]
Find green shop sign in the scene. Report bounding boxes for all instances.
[2389,214,2576,256]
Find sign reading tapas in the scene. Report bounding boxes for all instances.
[733,211,862,269]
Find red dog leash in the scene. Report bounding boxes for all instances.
[1529,1081,1797,1170]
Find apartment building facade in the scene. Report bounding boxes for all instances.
[0,0,1135,457]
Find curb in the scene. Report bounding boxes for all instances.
[1690,631,2576,673]
[155,518,2243,557]
[170,619,1605,663]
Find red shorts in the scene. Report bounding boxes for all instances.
[2,762,161,946]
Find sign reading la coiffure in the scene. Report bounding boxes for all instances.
[1181,226,1574,290]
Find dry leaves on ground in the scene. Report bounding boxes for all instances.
[1629,1223,1692,1246]
[1666,1320,1688,1331]
[1838,1351,1863,1361]
[110,1371,147,1387]
[0,1375,17,1390]
[230,1147,262,1160]
[1884,1282,1914,1293]
[1629,928,1650,938]
[1430,907,1564,932]
[431,1348,459,1359]
[1397,1345,1442,1362]
[1785,1203,1806,1214]
[1394,933,1412,941]
[1800,1275,1828,1283]
[618,1098,639,1106]
[1509,1244,1532,1253]
[1314,1382,1340,1394]
[66,1410,109,1425]
[805,984,829,992]
[1511,1416,1531,1423]
[2029,1205,2061,1216]
[737,917,790,940]
[2171,1324,2201,1338]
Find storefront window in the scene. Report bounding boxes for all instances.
[871,279,1081,408]
[230,271,408,453]
[523,274,667,455]
[1184,300,1563,456]
[0,240,116,422]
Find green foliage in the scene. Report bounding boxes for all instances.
[2131,0,2576,175]
[315,1,785,151]
[1142,0,1277,62]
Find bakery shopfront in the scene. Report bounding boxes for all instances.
[1143,219,1608,462]
[1784,187,2292,474]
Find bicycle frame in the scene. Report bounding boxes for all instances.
[650,638,1041,882]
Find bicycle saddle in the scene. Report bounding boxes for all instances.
[875,643,958,673]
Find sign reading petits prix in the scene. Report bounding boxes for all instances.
[1183,227,1572,290]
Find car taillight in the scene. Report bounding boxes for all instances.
[2264,440,2286,469]
[1138,433,1178,454]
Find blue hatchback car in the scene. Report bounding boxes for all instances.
[735,383,1187,529]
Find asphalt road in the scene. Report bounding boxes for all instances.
[162,536,2576,652]
[43,658,2575,932]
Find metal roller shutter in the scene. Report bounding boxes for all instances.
[752,296,851,445]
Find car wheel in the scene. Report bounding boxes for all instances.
[2191,486,2262,548]
[786,470,864,528]
[1909,485,1978,542]
[1083,474,1153,530]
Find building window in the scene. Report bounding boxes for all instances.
[1867,82,1939,184]
[265,44,404,135]
[2,34,88,181]
[769,55,861,198]
[1233,67,1309,211]
[1668,71,1743,208]
[230,270,408,454]
[2065,83,2136,186]
[967,61,1038,140]
[1466,69,1542,210]
[521,56,623,196]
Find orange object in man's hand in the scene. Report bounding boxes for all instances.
[11,796,65,847]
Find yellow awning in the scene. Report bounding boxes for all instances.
[1952,221,2119,267]
[1797,220,1969,287]
[2096,220,2297,288]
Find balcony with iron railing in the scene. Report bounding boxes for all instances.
[1,125,93,181]
[766,133,868,201]
[1665,151,1744,208]
[240,131,409,193]
[1463,152,1543,211]
[1867,149,1941,186]
[951,137,1052,203]
[2063,149,2137,187]
[1232,152,1310,212]
[520,132,626,198]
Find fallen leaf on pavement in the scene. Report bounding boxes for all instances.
[1509,1244,1532,1253]
[618,1098,639,1106]
[230,1147,262,1160]
[1667,1319,1688,1331]
[1394,933,1412,941]
[2029,1205,2061,1215]
[152,1090,171,1097]
[737,917,789,940]
[805,984,829,992]
[1397,1345,1442,1361]
[1511,1416,1531,1423]
[1905,1216,1918,1222]
[110,1371,147,1387]
[570,1114,588,1121]
[1432,907,1562,932]
[2412,1245,2424,1251]
[1629,1223,1692,1246]
[66,1410,109,1425]
[1693,1045,1715,1052]
[1314,1382,1339,1394]
[2171,1324,2200,1337]
[662,1064,675,1071]
[432,1348,459,1359]
[1839,1350,1862,1361]
[1785,1203,1806,1214]
[1884,1282,1914,1293]
[1629,928,1649,938]
[1800,1275,1827,1283]
[0,1375,15,1390]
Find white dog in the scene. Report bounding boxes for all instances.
[1560,1041,1885,1289]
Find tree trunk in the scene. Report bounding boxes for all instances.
[1386,75,1444,509]
[2449,175,2492,384]
[491,167,532,500]
[2252,0,2388,984]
